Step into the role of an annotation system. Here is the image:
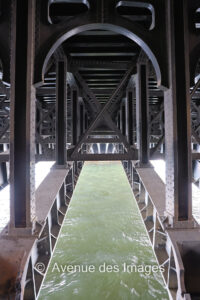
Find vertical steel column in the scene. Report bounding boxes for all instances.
[36,105,42,155]
[77,98,80,142]
[81,109,87,154]
[125,97,128,140]
[126,91,134,145]
[56,59,67,166]
[83,106,86,134]
[119,108,123,132]
[164,0,192,224]
[10,0,36,233]
[122,104,126,136]
[85,112,88,131]
[136,63,149,165]
[80,103,84,137]
[117,113,120,130]
[72,90,78,145]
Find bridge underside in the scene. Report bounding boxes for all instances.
[0,1,200,299]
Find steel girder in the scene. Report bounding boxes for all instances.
[34,0,168,88]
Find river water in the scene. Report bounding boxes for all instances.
[0,161,54,232]
[39,161,169,300]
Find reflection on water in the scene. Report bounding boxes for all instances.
[39,162,168,300]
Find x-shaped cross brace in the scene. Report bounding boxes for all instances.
[70,61,137,159]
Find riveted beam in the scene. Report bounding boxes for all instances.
[9,0,36,233]
[164,0,192,225]
[136,62,149,165]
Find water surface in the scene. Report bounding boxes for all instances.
[39,161,168,300]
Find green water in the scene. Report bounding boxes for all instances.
[39,162,168,300]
